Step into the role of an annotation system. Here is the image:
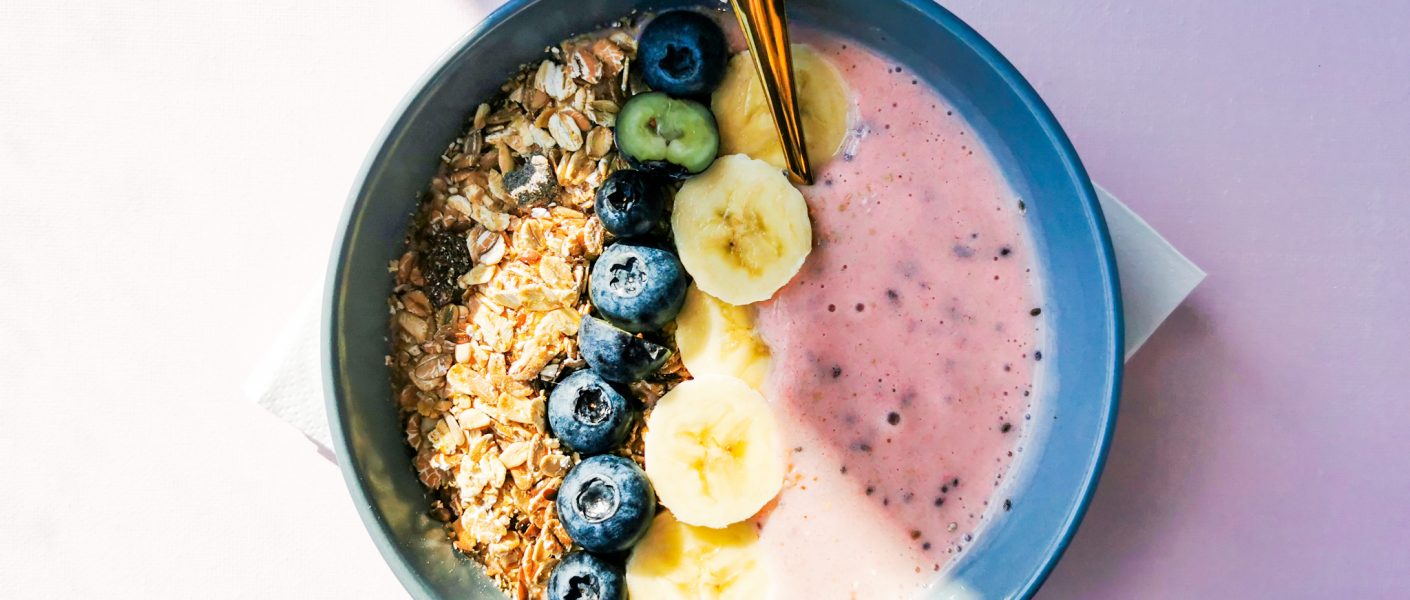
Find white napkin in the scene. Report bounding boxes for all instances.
[1093,185,1207,360]
[246,186,1204,457]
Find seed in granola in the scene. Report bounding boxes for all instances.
[591,38,627,77]
[473,102,491,131]
[539,362,563,382]
[421,230,472,308]
[396,311,431,344]
[476,231,507,265]
[585,126,614,158]
[446,194,474,217]
[568,46,603,84]
[548,112,584,151]
[505,152,560,207]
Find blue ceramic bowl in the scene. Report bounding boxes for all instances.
[325,1,1123,597]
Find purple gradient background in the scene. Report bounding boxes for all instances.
[928,1,1410,597]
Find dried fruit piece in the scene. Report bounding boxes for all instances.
[504,153,560,207]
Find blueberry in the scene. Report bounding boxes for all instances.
[590,243,687,332]
[557,455,656,553]
[615,92,719,178]
[577,316,671,383]
[638,10,728,97]
[547,551,626,600]
[548,370,634,456]
[594,170,668,239]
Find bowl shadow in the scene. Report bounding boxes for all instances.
[1036,300,1224,597]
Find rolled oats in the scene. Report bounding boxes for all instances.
[585,126,614,158]
[385,22,686,598]
[547,112,583,151]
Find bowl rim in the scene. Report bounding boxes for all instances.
[324,1,1123,598]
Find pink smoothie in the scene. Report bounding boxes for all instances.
[751,37,1043,598]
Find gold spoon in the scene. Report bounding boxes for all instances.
[729,0,814,185]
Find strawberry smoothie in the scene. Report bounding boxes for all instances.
[752,37,1044,598]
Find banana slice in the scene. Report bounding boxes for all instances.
[644,374,784,528]
[626,511,770,600]
[675,283,771,391]
[672,154,812,305]
[712,44,851,170]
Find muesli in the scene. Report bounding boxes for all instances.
[388,8,1043,600]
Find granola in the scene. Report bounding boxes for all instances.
[386,24,684,599]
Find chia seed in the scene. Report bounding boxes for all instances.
[421,230,471,308]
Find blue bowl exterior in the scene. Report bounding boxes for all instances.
[324,1,1123,598]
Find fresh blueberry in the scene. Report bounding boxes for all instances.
[577,316,671,383]
[547,551,626,600]
[590,243,688,332]
[638,10,728,97]
[548,370,634,456]
[615,92,719,178]
[557,455,656,553]
[594,170,668,239]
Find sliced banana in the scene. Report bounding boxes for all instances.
[675,283,772,391]
[672,154,812,305]
[626,511,770,600]
[644,374,785,528]
[712,44,851,170]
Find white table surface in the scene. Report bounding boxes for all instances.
[0,0,486,596]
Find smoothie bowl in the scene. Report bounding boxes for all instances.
[325,1,1122,598]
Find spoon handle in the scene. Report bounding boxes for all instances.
[729,0,814,185]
